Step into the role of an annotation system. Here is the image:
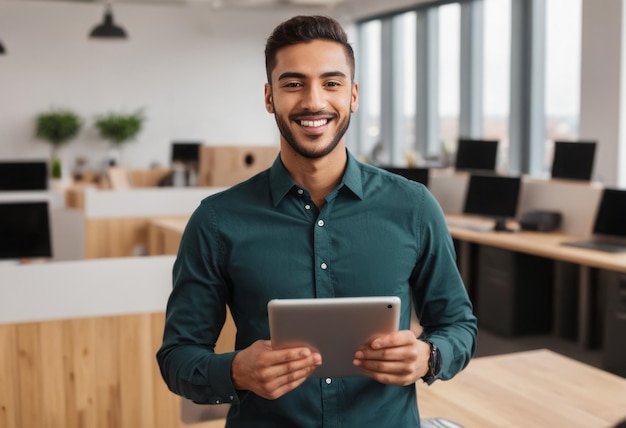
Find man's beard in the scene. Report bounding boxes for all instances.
[274,109,351,159]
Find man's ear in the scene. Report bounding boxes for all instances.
[265,83,274,113]
[351,82,359,113]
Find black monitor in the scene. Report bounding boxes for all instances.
[171,142,202,164]
[0,201,52,260]
[455,138,499,172]
[593,188,626,238]
[551,140,597,181]
[0,160,48,191]
[381,167,429,187]
[463,174,522,232]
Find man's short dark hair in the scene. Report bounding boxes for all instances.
[265,15,355,85]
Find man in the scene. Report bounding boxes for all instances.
[157,15,477,427]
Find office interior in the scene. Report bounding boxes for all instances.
[2,0,626,427]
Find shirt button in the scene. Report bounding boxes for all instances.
[215,399,220,404]
[317,220,325,227]
[325,378,332,385]
[321,263,328,270]
[305,204,311,210]
[297,189,304,195]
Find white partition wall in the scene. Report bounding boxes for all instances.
[0,255,175,324]
[518,177,604,238]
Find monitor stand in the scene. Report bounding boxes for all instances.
[494,217,515,233]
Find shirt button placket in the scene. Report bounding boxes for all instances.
[317,219,328,272]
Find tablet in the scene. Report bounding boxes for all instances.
[268,296,401,378]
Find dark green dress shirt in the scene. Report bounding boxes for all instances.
[157,151,477,428]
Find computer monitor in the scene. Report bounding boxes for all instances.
[171,142,202,164]
[593,188,626,239]
[0,160,48,191]
[380,167,429,187]
[454,138,499,172]
[463,174,522,232]
[0,201,52,260]
[551,140,597,181]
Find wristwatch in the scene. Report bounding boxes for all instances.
[422,340,442,385]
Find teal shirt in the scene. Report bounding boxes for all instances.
[157,151,477,428]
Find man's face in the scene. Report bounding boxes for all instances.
[265,40,359,159]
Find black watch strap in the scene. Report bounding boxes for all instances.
[421,340,442,385]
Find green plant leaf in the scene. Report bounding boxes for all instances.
[94,110,145,145]
[35,108,83,146]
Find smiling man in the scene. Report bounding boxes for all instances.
[157,15,477,427]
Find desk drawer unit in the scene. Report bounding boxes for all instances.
[476,245,554,337]
[602,271,626,377]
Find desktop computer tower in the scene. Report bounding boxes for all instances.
[601,271,626,377]
[476,245,554,337]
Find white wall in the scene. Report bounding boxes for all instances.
[579,0,625,187]
[0,2,302,171]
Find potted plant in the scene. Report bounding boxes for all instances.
[35,107,83,182]
[94,109,145,166]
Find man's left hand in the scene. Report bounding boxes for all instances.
[353,330,431,386]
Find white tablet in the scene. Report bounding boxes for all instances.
[268,296,401,378]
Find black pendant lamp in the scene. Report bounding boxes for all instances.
[0,40,6,55]
[89,4,128,39]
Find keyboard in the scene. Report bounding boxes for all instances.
[446,218,494,232]
[561,240,626,253]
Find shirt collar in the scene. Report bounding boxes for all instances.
[269,150,364,207]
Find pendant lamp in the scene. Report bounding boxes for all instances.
[0,41,6,55]
[89,4,128,39]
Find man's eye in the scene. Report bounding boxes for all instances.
[326,81,341,87]
[285,82,303,88]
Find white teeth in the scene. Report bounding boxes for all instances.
[300,119,328,127]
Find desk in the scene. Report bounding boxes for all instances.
[181,349,626,428]
[417,349,626,427]
[446,215,626,272]
[446,214,626,348]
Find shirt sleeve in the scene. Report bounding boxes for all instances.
[411,189,478,382]
[156,203,240,406]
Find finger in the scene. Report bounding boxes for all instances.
[369,330,416,349]
[260,346,315,369]
[259,350,322,383]
[260,357,322,399]
[355,357,413,374]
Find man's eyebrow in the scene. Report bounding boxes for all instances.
[277,71,348,81]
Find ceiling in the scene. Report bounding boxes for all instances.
[20,0,350,10]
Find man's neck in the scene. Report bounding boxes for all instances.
[280,143,347,209]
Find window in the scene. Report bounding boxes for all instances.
[544,0,582,174]
[356,20,382,163]
[438,3,461,158]
[483,0,511,172]
[355,0,584,178]
[392,12,417,165]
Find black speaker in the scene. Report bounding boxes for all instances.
[519,210,562,232]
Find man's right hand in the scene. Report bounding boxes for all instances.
[231,340,322,400]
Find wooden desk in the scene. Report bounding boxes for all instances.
[446,214,626,273]
[417,349,626,428]
[180,349,626,428]
[446,214,626,347]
